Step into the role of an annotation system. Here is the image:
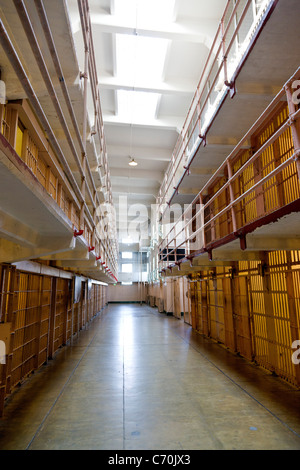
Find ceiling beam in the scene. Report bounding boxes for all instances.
[107,145,172,162]
[112,186,157,197]
[103,113,182,131]
[110,167,164,182]
[110,0,115,15]
[90,16,218,46]
[246,237,300,251]
[99,75,195,96]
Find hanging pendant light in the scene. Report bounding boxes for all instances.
[129,157,138,167]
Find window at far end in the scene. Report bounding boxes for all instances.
[122,252,133,259]
[122,264,133,273]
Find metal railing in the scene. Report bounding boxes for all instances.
[158,67,300,271]
[76,0,119,278]
[0,0,119,280]
[156,0,275,217]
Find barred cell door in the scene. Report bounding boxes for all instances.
[173,279,182,319]
[232,274,253,361]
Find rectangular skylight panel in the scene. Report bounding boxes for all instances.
[118,89,160,121]
[137,0,176,24]
[113,0,136,20]
[122,264,133,273]
[114,0,176,25]
[116,34,169,83]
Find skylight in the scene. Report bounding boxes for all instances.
[114,0,173,124]
[116,33,168,122]
[116,34,169,84]
[114,0,176,26]
[122,264,133,273]
[118,90,160,122]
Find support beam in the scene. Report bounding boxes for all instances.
[99,75,195,96]
[55,260,99,269]
[110,167,164,182]
[0,234,75,263]
[88,16,217,46]
[245,237,300,251]
[103,113,182,131]
[107,145,172,162]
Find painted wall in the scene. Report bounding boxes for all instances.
[108,283,146,303]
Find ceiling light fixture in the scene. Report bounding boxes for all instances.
[129,157,138,167]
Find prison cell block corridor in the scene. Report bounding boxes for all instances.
[0,303,299,451]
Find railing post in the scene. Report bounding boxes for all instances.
[197,87,202,137]
[285,83,300,183]
[199,194,207,251]
[221,18,229,87]
[183,211,189,257]
[227,160,238,233]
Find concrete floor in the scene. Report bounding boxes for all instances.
[0,303,300,450]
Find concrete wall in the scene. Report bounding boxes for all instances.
[108,283,146,303]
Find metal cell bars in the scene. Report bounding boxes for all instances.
[159,199,206,269]
[192,268,252,357]
[1,101,87,242]
[0,265,14,323]
[188,256,300,388]
[248,253,300,386]
[207,270,226,344]
[290,251,300,334]
[268,252,295,383]
[52,278,68,355]
[156,0,274,215]
[0,269,109,416]
[0,1,118,280]
[9,272,41,388]
[0,105,11,141]
[158,69,300,273]
[36,276,52,369]
[77,0,118,276]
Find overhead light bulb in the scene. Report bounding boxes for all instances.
[129,158,138,167]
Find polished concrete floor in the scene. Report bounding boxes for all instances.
[0,303,300,450]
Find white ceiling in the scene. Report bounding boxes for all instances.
[67,0,228,242]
